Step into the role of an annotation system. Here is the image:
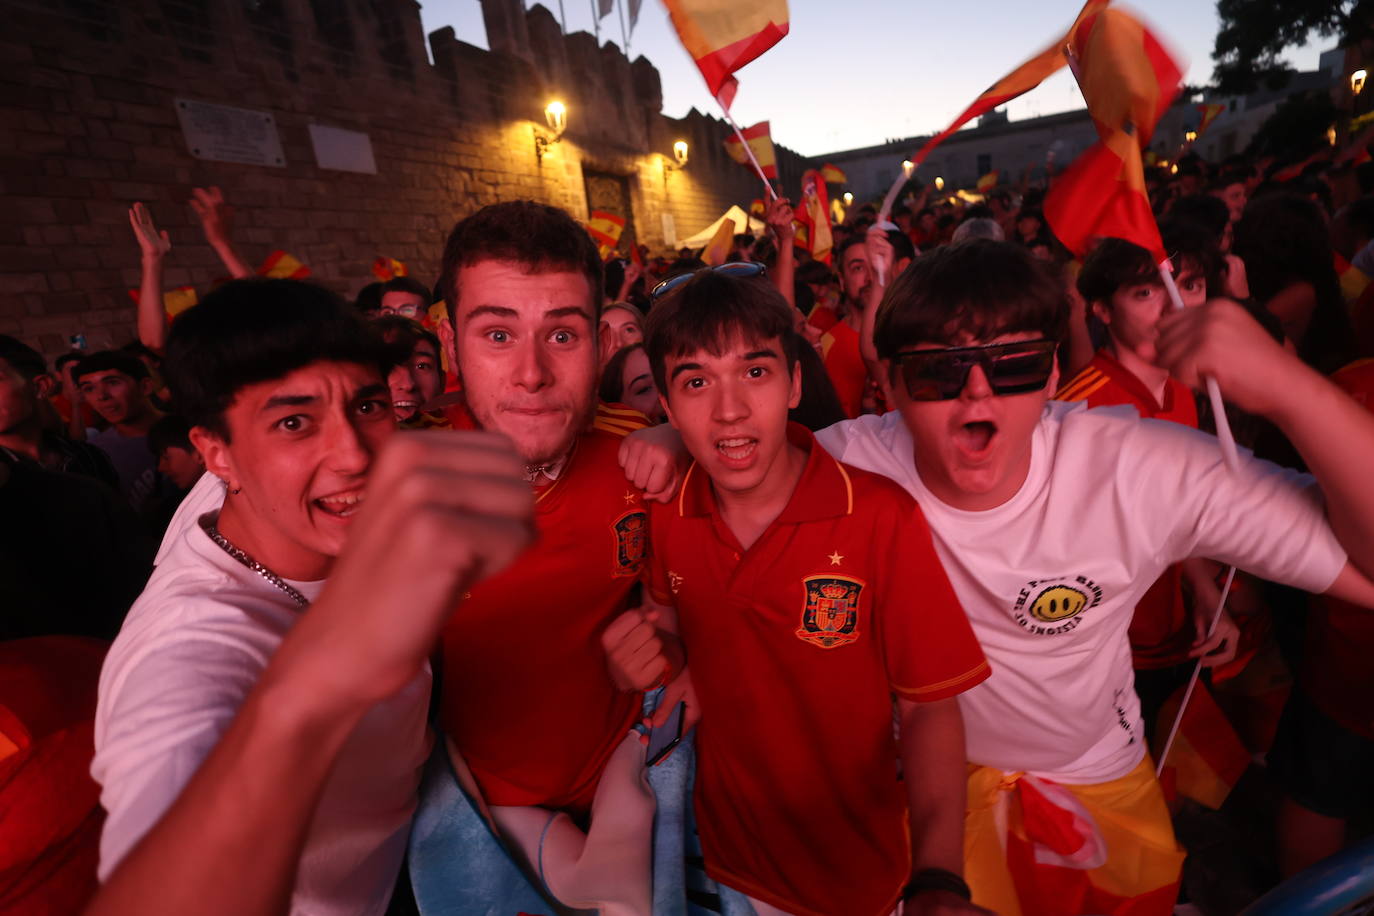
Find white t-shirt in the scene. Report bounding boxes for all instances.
[94,511,433,915]
[815,401,1347,784]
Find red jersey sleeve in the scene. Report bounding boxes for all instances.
[644,503,674,607]
[873,498,990,701]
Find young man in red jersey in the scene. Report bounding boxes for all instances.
[1056,238,1239,735]
[421,201,662,914]
[605,266,990,916]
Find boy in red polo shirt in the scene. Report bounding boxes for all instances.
[1055,238,1238,734]
[606,267,990,916]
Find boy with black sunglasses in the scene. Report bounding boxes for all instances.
[815,238,1374,915]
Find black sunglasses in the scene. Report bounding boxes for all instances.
[893,339,1057,401]
[650,261,767,301]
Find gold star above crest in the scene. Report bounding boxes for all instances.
[828,550,844,566]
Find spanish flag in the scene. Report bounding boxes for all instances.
[1196,102,1225,137]
[1042,7,1183,262]
[819,162,847,184]
[1154,681,1251,810]
[662,0,788,109]
[723,122,778,179]
[372,257,407,282]
[976,170,1000,193]
[127,286,199,322]
[908,0,1110,169]
[586,210,627,259]
[794,169,833,264]
[748,198,767,219]
[258,250,311,280]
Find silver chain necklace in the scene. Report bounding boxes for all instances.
[201,518,309,608]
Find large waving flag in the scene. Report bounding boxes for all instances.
[819,162,848,184]
[586,210,627,259]
[906,0,1110,170]
[1042,6,1184,262]
[723,122,778,179]
[662,0,789,109]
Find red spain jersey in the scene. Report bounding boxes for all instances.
[648,425,989,916]
[818,320,867,419]
[437,402,649,812]
[1302,358,1374,738]
[1055,349,1199,669]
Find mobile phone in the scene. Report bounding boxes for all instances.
[645,700,685,767]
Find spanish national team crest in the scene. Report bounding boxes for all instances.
[797,575,865,648]
[612,510,648,577]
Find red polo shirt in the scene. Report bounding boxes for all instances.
[648,425,989,916]
[437,403,648,813]
[1055,349,1199,669]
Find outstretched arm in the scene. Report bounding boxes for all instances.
[190,186,252,279]
[765,196,796,308]
[128,203,171,352]
[1157,298,1374,581]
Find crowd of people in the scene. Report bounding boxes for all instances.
[4,142,1374,916]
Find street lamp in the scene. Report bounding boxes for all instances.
[535,100,567,162]
[934,176,944,190]
[1353,69,1368,96]
[673,140,689,167]
[901,159,914,178]
[1184,129,1197,143]
[843,192,854,205]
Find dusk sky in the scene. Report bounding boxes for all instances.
[419,0,1331,157]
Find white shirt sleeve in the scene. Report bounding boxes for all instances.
[1119,418,1347,594]
[93,626,271,879]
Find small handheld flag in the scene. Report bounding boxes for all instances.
[819,163,848,184]
[372,257,408,282]
[1196,103,1225,138]
[128,286,198,322]
[723,121,779,180]
[586,210,627,259]
[976,170,1000,194]
[258,250,311,280]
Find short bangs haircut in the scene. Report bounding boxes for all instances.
[642,270,800,397]
[1076,237,1159,306]
[74,350,149,383]
[163,279,391,440]
[439,201,603,324]
[874,239,1067,359]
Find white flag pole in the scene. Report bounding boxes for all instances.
[1153,259,1242,777]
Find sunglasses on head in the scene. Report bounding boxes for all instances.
[650,261,767,301]
[893,339,1057,401]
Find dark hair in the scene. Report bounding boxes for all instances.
[354,281,385,314]
[120,340,163,365]
[836,234,867,263]
[1167,194,1231,242]
[439,201,602,325]
[1339,195,1374,241]
[874,239,1067,360]
[370,315,442,372]
[789,343,848,431]
[599,342,646,405]
[1233,193,1354,372]
[1076,237,1159,306]
[1160,219,1225,296]
[74,350,149,384]
[381,276,432,302]
[604,258,625,301]
[643,270,800,397]
[885,228,917,264]
[54,352,83,372]
[147,414,193,456]
[796,259,836,287]
[0,335,47,381]
[162,279,391,439]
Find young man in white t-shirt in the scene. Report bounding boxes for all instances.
[91,279,533,916]
[811,238,1374,915]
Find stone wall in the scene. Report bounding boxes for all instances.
[0,0,804,359]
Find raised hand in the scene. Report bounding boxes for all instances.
[129,202,171,261]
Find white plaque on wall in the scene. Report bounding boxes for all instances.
[175,98,285,167]
[308,124,378,174]
[661,212,676,248]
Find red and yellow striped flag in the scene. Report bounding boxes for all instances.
[908,0,1111,169]
[1043,6,1183,262]
[723,121,778,179]
[586,210,627,259]
[258,250,311,280]
[372,257,408,281]
[1196,102,1225,137]
[748,198,767,218]
[819,162,847,184]
[662,0,788,109]
[795,169,833,264]
[976,170,1000,193]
